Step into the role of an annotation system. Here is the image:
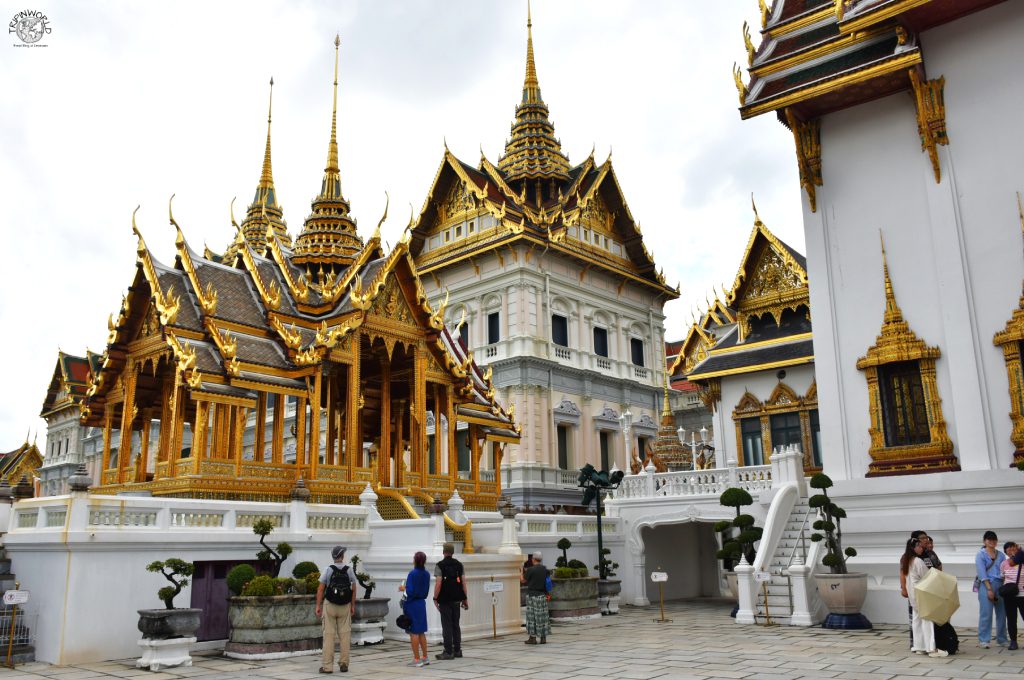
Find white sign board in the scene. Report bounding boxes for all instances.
[3,590,29,605]
[754,571,772,583]
[650,571,668,582]
[483,581,504,593]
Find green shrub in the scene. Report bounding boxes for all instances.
[303,572,321,593]
[552,566,577,579]
[292,561,319,579]
[556,538,572,567]
[274,577,295,594]
[227,564,257,596]
[808,473,857,574]
[241,574,277,597]
[567,558,587,571]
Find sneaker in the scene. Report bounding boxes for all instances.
[1009,641,1019,651]
[980,641,991,649]
[418,659,430,667]
[408,660,421,667]
[435,653,454,660]
[913,650,927,655]
[998,640,1010,647]
[929,649,949,658]
[319,669,333,675]
[525,636,537,645]
[339,663,348,673]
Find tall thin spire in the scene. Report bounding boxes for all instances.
[294,34,361,271]
[498,2,570,185]
[259,77,275,189]
[227,76,290,258]
[880,232,903,324]
[523,0,540,104]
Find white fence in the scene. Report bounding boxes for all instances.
[612,464,772,500]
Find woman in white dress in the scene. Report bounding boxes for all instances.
[901,537,948,658]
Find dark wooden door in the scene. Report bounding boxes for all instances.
[191,560,259,641]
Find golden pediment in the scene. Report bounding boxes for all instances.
[441,180,478,224]
[579,192,614,235]
[369,279,415,326]
[742,245,806,307]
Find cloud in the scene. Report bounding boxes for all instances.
[0,0,801,446]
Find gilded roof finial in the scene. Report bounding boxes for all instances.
[372,191,389,241]
[523,0,539,104]
[326,35,341,188]
[259,77,275,190]
[751,193,763,227]
[879,231,903,324]
[662,377,672,417]
[131,205,146,253]
[1017,191,1023,238]
[230,197,240,232]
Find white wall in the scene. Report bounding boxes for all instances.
[805,2,1024,479]
[641,522,719,601]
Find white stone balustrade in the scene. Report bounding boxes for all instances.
[613,464,773,500]
[516,514,620,536]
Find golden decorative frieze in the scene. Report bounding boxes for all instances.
[784,109,823,212]
[908,68,948,183]
[993,193,1024,463]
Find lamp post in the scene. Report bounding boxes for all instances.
[619,410,633,469]
[677,424,715,470]
[578,464,624,580]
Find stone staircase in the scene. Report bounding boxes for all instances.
[0,530,35,664]
[754,498,813,625]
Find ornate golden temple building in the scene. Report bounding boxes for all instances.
[79,37,519,508]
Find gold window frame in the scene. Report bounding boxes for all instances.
[730,380,821,472]
[856,242,956,477]
[992,194,1024,466]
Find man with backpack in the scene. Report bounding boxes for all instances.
[316,545,357,673]
[433,542,468,660]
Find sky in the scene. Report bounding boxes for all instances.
[0,0,802,449]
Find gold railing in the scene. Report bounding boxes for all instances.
[444,514,474,554]
[375,487,420,520]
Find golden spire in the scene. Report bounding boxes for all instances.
[293,35,361,271]
[497,2,570,187]
[323,34,342,196]
[259,77,275,189]
[523,0,540,104]
[880,232,903,324]
[662,376,672,417]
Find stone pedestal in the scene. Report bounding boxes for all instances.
[136,636,195,671]
[351,620,386,645]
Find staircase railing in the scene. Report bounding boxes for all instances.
[787,505,816,571]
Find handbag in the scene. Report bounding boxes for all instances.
[997,564,1022,600]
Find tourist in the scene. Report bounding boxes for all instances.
[399,551,431,667]
[520,551,550,645]
[976,530,1008,649]
[316,545,357,674]
[433,542,468,660]
[920,532,942,570]
[1001,542,1023,650]
[901,538,948,658]
[901,530,937,648]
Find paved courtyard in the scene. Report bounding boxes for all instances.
[6,601,1023,679]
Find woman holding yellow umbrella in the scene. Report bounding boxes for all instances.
[901,538,949,658]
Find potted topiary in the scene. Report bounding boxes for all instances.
[548,539,599,620]
[594,548,621,615]
[349,554,390,645]
[808,473,870,629]
[136,558,202,671]
[716,488,762,615]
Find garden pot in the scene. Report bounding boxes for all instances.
[224,594,321,659]
[137,608,202,639]
[352,596,390,645]
[814,572,871,629]
[549,576,599,619]
[597,579,621,616]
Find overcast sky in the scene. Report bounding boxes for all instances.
[0,0,802,449]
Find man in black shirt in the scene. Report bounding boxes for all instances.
[520,552,550,645]
[433,542,468,660]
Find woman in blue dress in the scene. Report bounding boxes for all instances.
[399,551,431,667]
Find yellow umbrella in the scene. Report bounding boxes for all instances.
[915,569,960,625]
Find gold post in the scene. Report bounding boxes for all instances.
[5,580,20,668]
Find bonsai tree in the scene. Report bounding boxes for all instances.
[146,558,195,610]
[252,518,293,577]
[716,488,762,566]
[350,554,376,599]
[594,548,618,579]
[578,463,625,579]
[713,520,735,571]
[556,537,572,568]
[809,473,857,574]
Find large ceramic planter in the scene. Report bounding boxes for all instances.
[224,594,321,659]
[137,609,202,671]
[814,572,872,629]
[352,596,390,646]
[137,608,202,639]
[596,579,621,615]
[549,576,599,620]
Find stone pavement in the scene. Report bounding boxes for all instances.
[6,601,1023,679]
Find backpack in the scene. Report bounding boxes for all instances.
[934,622,959,655]
[325,565,353,605]
[437,558,466,602]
